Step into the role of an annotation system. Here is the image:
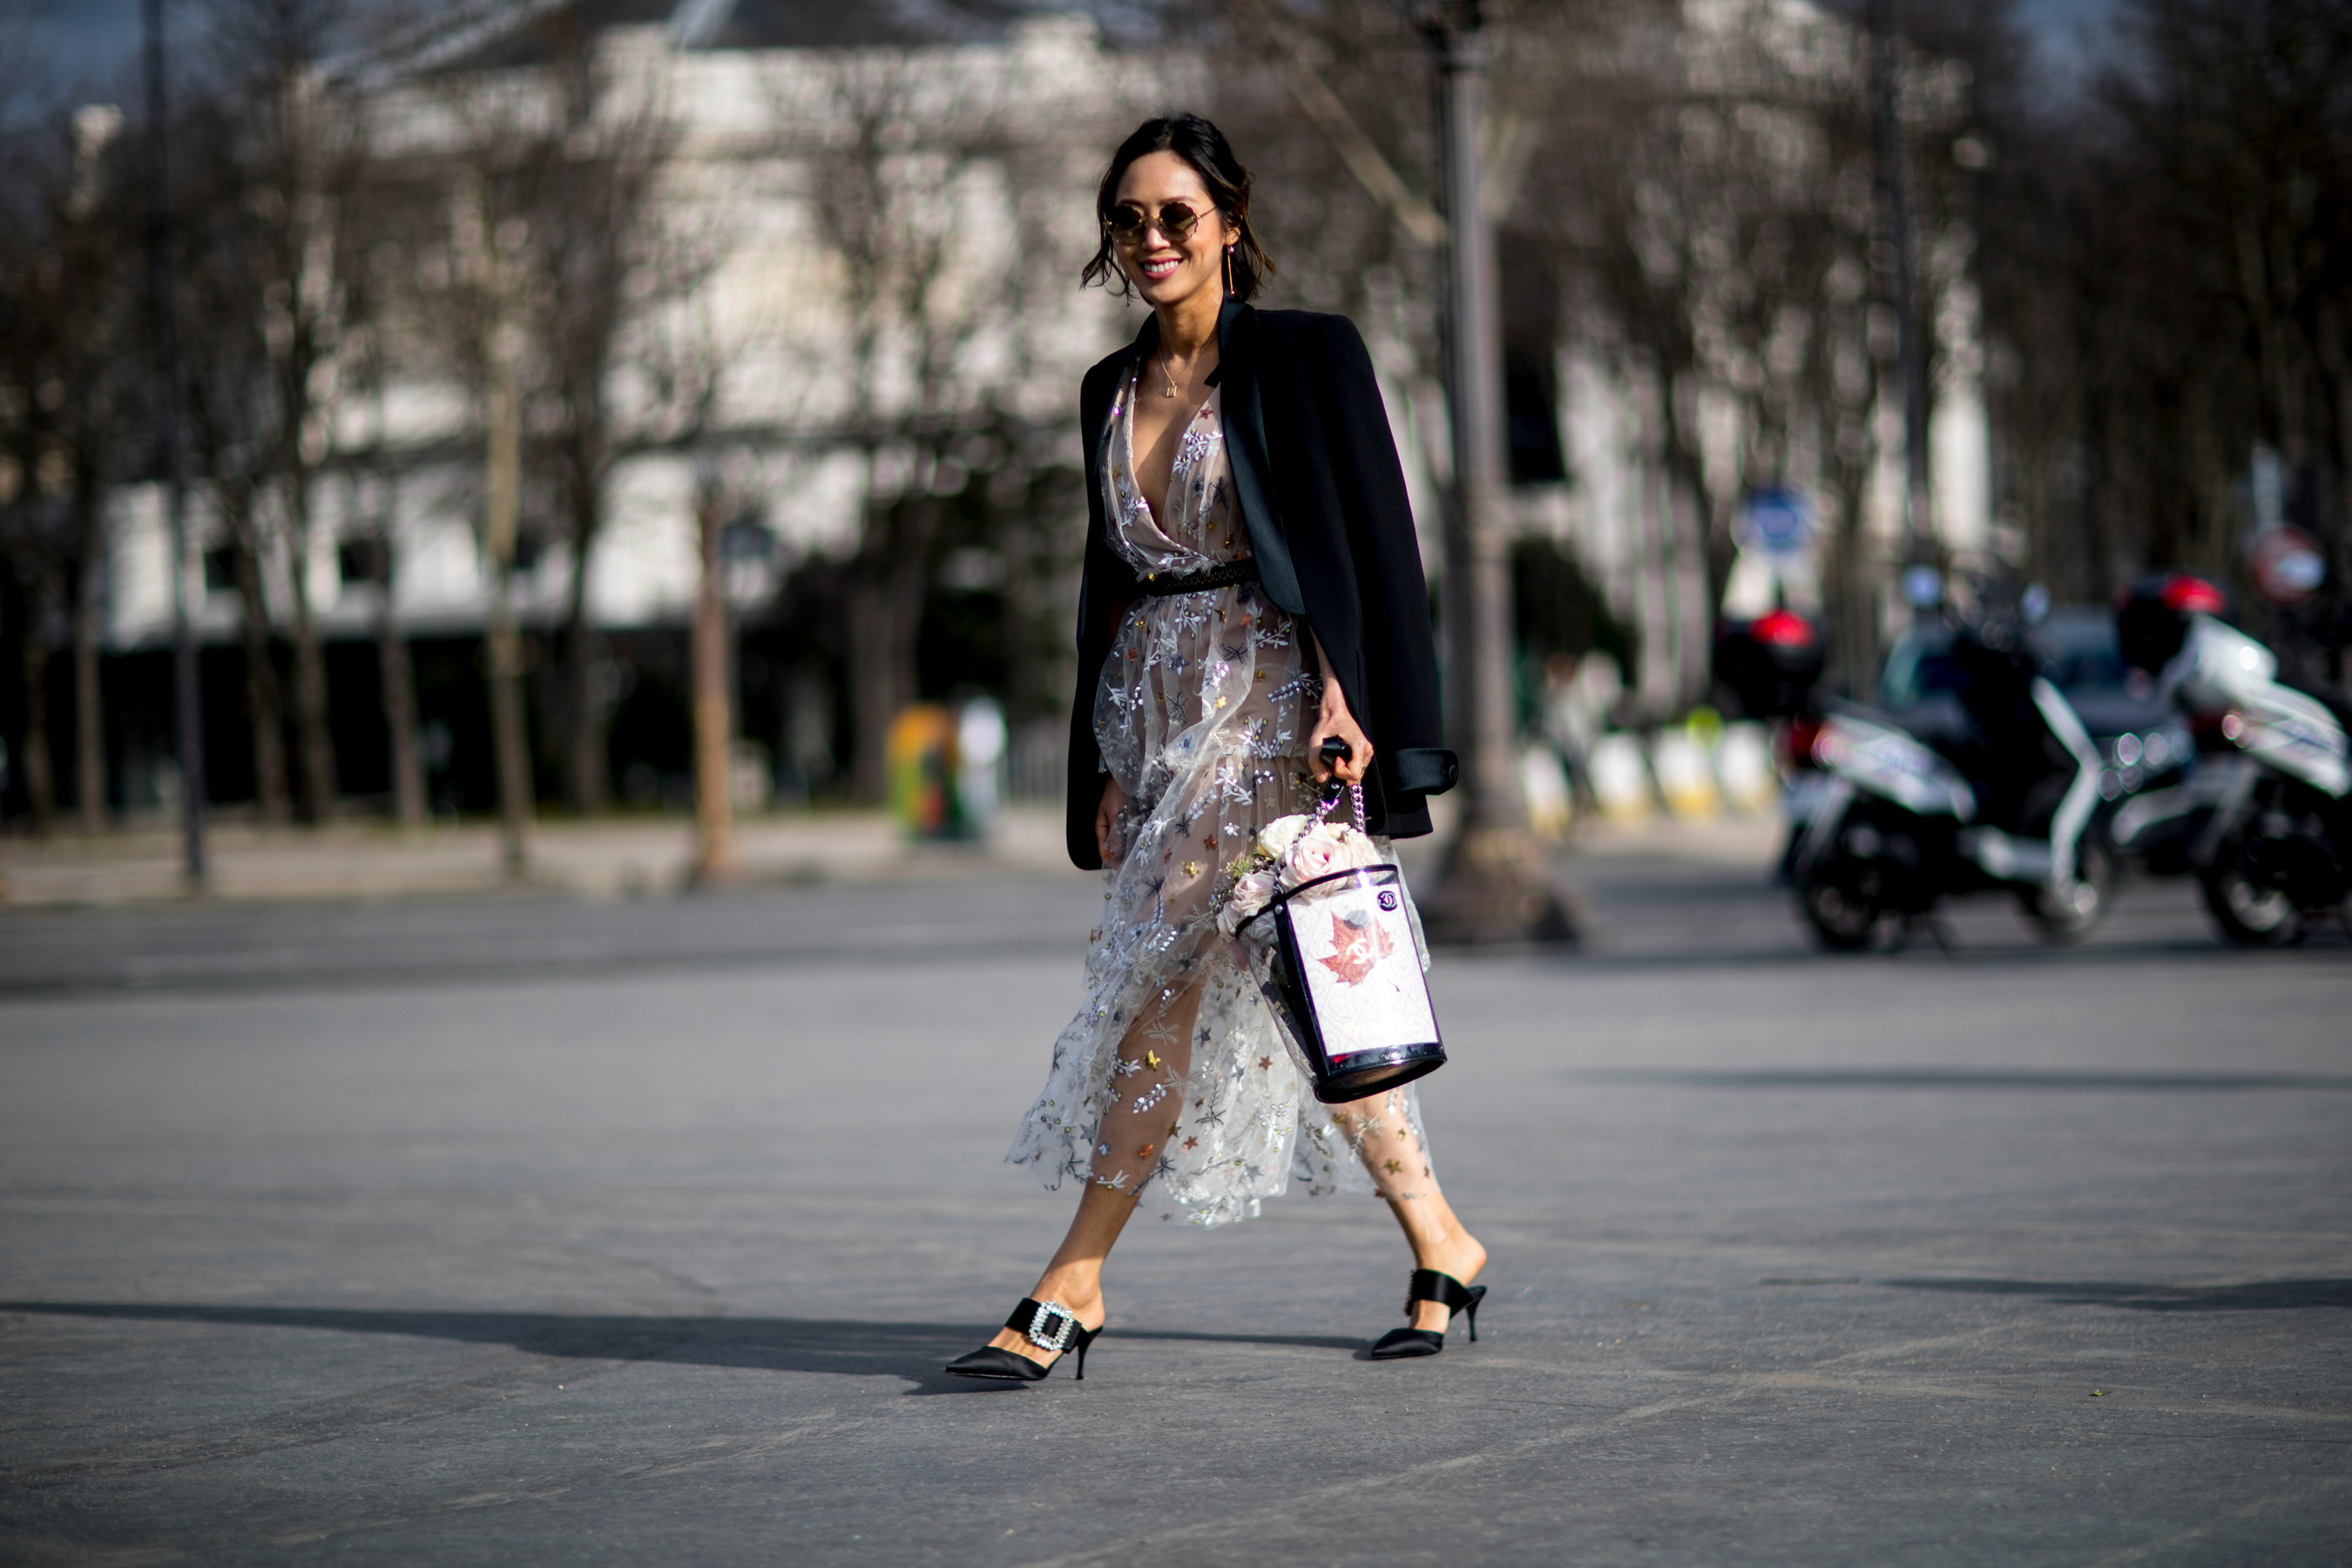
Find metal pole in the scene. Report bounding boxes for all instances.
[144,0,206,890]
[1420,1,1571,944]
[1870,0,1931,580]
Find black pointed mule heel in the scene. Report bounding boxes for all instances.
[943,1298,1102,1382]
[1369,1268,1488,1360]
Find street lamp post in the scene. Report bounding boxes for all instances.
[144,0,206,891]
[1418,1,1572,944]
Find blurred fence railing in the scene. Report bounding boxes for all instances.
[1008,720,1068,803]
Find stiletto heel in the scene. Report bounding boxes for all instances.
[943,1298,1102,1382]
[1369,1268,1489,1360]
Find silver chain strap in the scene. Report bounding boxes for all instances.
[1314,777,1368,830]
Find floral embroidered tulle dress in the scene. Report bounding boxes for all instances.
[1004,360,1435,1227]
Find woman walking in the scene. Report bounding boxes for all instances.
[945,115,1485,1381]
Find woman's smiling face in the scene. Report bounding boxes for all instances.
[1112,151,1235,311]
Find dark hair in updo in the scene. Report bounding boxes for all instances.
[1081,113,1276,304]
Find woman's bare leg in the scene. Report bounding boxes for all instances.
[979,1181,1139,1367]
[982,979,1204,1367]
[1330,1089,1486,1333]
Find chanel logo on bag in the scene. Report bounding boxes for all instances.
[1377,890,1399,911]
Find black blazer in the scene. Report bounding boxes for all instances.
[1064,298,1460,870]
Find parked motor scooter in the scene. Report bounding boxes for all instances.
[1789,620,2111,949]
[2118,578,2351,945]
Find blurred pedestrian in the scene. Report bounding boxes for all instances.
[946,115,1484,1382]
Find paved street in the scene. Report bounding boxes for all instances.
[2,848,2347,1566]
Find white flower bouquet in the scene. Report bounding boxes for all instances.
[1214,808,1387,941]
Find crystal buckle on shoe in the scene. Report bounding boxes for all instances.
[1026,1301,1079,1352]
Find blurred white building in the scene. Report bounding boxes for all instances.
[80,0,1988,811]
[103,6,1193,645]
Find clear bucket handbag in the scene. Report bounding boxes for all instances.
[1236,777,1447,1105]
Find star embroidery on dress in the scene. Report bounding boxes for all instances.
[1144,1050,1162,1069]
[1137,1144,1154,1159]
[1182,1136,1199,1151]
[1257,1056,1273,1071]
[1383,1158,1404,1175]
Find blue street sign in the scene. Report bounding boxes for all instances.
[1738,489,1815,556]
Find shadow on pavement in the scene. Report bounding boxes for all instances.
[1881,1278,2352,1311]
[0,1301,1362,1388]
[1577,1068,2352,1092]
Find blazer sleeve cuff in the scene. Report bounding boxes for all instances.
[1389,747,1459,798]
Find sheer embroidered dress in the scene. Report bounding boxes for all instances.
[1005,360,1435,1226]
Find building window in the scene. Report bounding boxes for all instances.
[202,547,238,597]
[338,540,379,587]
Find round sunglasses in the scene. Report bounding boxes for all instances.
[1105,200,1210,245]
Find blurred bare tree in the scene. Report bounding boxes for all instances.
[397,10,723,853]
[174,0,377,824]
[0,101,144,835]
[327,172,429,831]
[517,20,721,816]
[1977,0,2352,679]
[784,52,1019,801]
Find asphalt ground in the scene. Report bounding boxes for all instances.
[1,854,2347,1566]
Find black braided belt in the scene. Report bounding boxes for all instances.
[1132,558,1260,597]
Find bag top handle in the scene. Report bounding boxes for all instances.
[1315,740,1368,831]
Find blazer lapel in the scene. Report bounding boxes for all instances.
[1215,299,1305,613]
[1087,314,1157,466]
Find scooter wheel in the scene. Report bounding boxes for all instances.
[1796,866,1881,950]
[2198,847,2301,947]
[2019,841,2113,945]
